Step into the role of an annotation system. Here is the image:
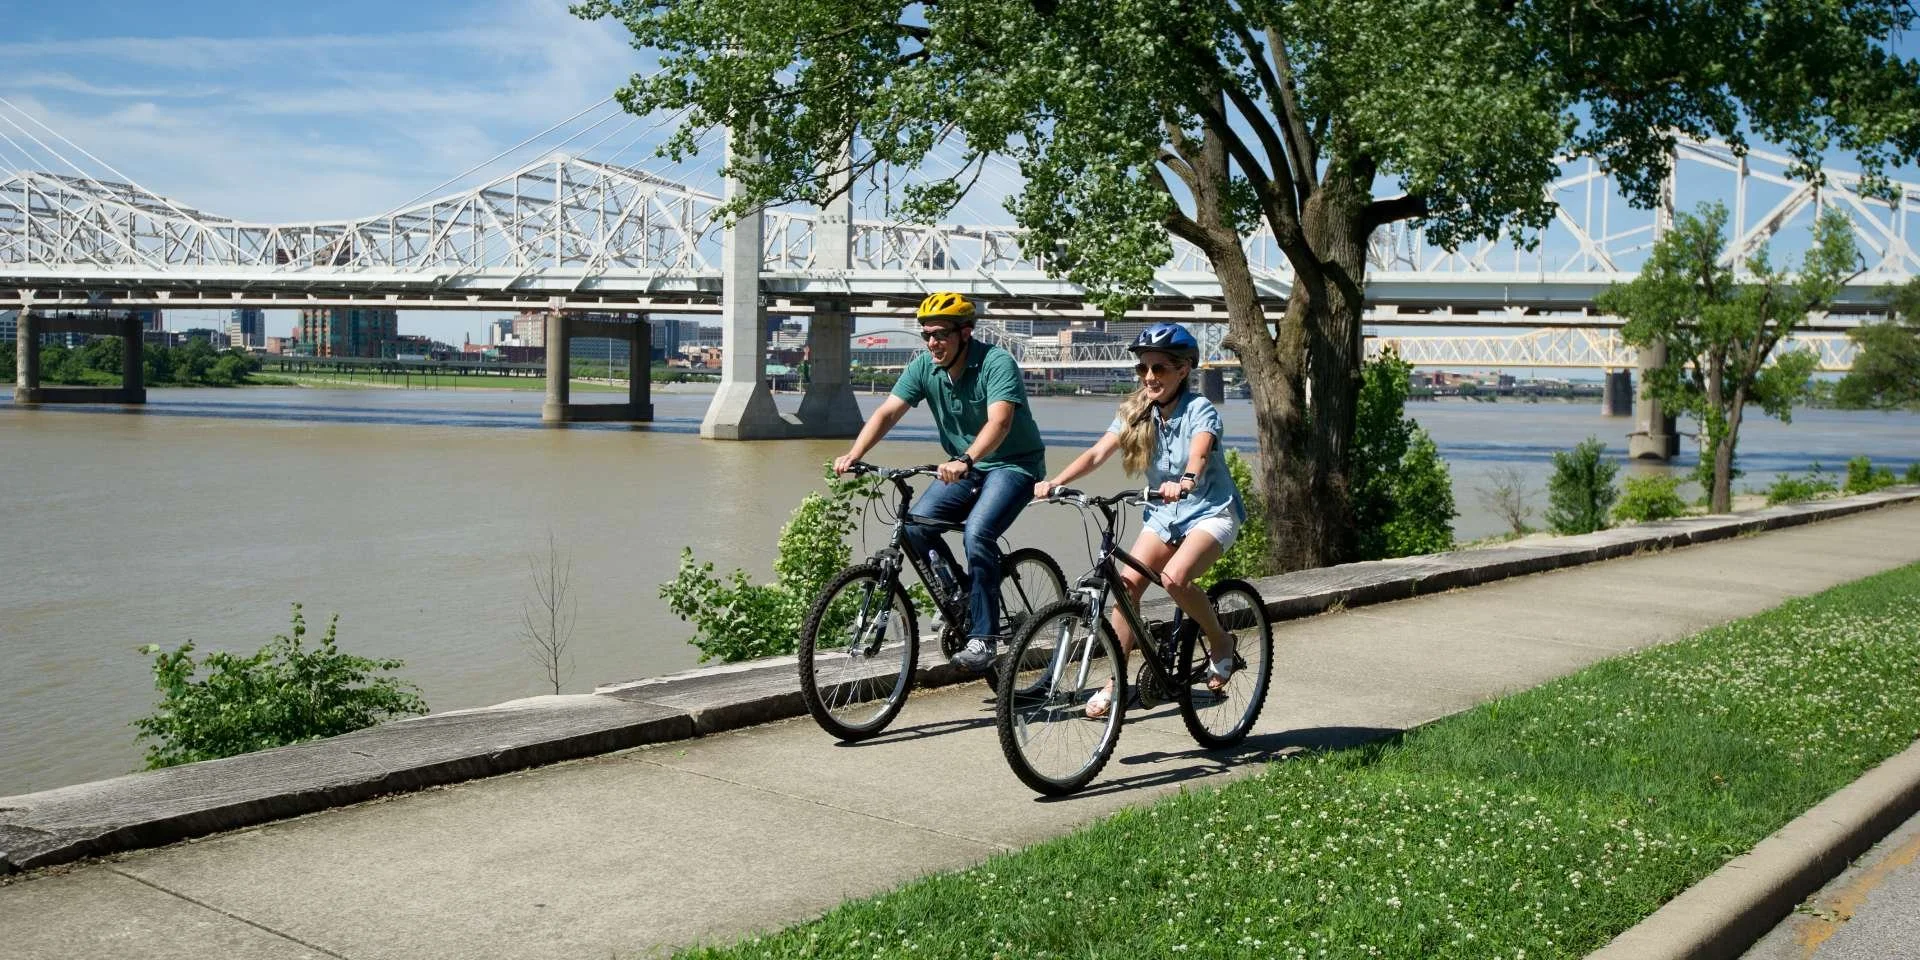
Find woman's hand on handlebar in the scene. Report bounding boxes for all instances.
[1155,480,1189,503]
[832,453,863,475]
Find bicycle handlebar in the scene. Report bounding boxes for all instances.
[1042,486,1188,508]
[843,460,942,481]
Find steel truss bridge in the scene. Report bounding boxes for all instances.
[2,136,1914,372]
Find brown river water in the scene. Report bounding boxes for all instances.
[2,383,1915,795]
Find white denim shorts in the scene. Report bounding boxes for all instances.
[1156,508,1240,552]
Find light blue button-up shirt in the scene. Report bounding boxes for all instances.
[1107,391,1246,543]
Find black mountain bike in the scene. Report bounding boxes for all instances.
[797,462,1067,741]
[994,486,1274,796]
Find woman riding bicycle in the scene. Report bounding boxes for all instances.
[1031,322,1246,718]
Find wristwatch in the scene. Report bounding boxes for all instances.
[952,453,976,467]
[1179,472,1198,486]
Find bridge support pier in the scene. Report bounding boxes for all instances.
[542,311,653,424]
[12,306,147,405]
[13,304,39,403]
[795,306,862,436]
[1601,369,1632,417]
[1198,367,1225,404]
[1627,341,1680,460]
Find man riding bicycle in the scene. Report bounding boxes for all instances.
[831,292,1047,673]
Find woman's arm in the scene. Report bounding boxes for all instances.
[1033,430,1122,498]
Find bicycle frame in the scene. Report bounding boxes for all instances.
[855,463,973,634]
[1043,490,1198,696]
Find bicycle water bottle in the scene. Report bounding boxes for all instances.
[928,550,960,602]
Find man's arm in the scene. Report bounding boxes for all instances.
[834,395,911,474]
[937,400,1015,482]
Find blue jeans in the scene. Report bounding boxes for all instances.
[903,467,1034,641]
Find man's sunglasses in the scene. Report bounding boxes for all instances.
[920,328,959,343]
[1134,362,1180,377]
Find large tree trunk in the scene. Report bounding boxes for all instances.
[1214,167,1374,574]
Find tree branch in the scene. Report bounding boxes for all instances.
[1365,193,1430,231]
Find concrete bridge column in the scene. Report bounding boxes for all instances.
[1627,341,1680,460]
[792,166,862,437]
[542,310,654,424]
[700,137,789,439]
[1198,367,1225,404]
[13,304,40,403]
[120,311,146,404]
[1601,369,1631,417]
[542,310,571,423]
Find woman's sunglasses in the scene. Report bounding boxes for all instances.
[1134,362,1180,377]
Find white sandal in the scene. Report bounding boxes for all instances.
[1084,682,1115,719]
[1205,652,1243,692]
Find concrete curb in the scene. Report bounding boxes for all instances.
[1587,741,1920,960]
[2,487,1916,875]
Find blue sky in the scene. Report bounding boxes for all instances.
[2,3,1916,345]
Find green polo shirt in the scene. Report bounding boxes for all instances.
[891,339,1046,480]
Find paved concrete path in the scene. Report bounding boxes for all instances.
[5,504,1920,960]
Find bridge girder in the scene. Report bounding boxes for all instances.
[4,138,1915,309]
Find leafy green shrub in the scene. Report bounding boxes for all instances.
[1197,448,1267,588]
[1546,438,1619,534]
[133,604,426,769]
[1907,461,1920,484]
[1614,474,1689,523]
[1765,467,1839,505]
[661,469,876,662]
[1351,349,1457,559]
[1845,455,1897,494]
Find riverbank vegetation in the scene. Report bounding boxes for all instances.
[0,336,273,387]
[1837,278,1920,410]
[1600,203,1859,514]
[677,560,1920,960]
[133,604,426,769]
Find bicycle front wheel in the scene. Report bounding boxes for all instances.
[798,564,920,741]
[995,598,1126,796]
[1177,578,1274,748]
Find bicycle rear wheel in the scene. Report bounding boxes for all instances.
[995,598,1126,796]
[998,547,1067,637]
[1177,578,1274,748]
[798,564,920,741]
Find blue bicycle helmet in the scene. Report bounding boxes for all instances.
[1127,322,1199,364]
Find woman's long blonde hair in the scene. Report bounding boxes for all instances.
[1114,359,1191,476]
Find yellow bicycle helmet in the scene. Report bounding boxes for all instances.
[915,291,976,325]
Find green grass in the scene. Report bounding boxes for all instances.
[682,562,1920,959]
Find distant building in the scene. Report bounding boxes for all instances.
[265,336,298,355]
[230,308,265,348]
[510,310,547,347]
[179,327,228,348]
[0,310,14,345]
[297,307,398,358]
[487,318,514,346]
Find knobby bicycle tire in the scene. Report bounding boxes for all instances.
[798,563,920,741]
[1177,578,1274,749]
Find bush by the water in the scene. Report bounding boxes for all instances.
[1765,467,1839,505]
[1546,437,1619,534]
[133,604,426,769]
[1350,349,1457,559]
[1845,455,1898,494]
[661,468,876,662]
[1613,474,1689,524]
